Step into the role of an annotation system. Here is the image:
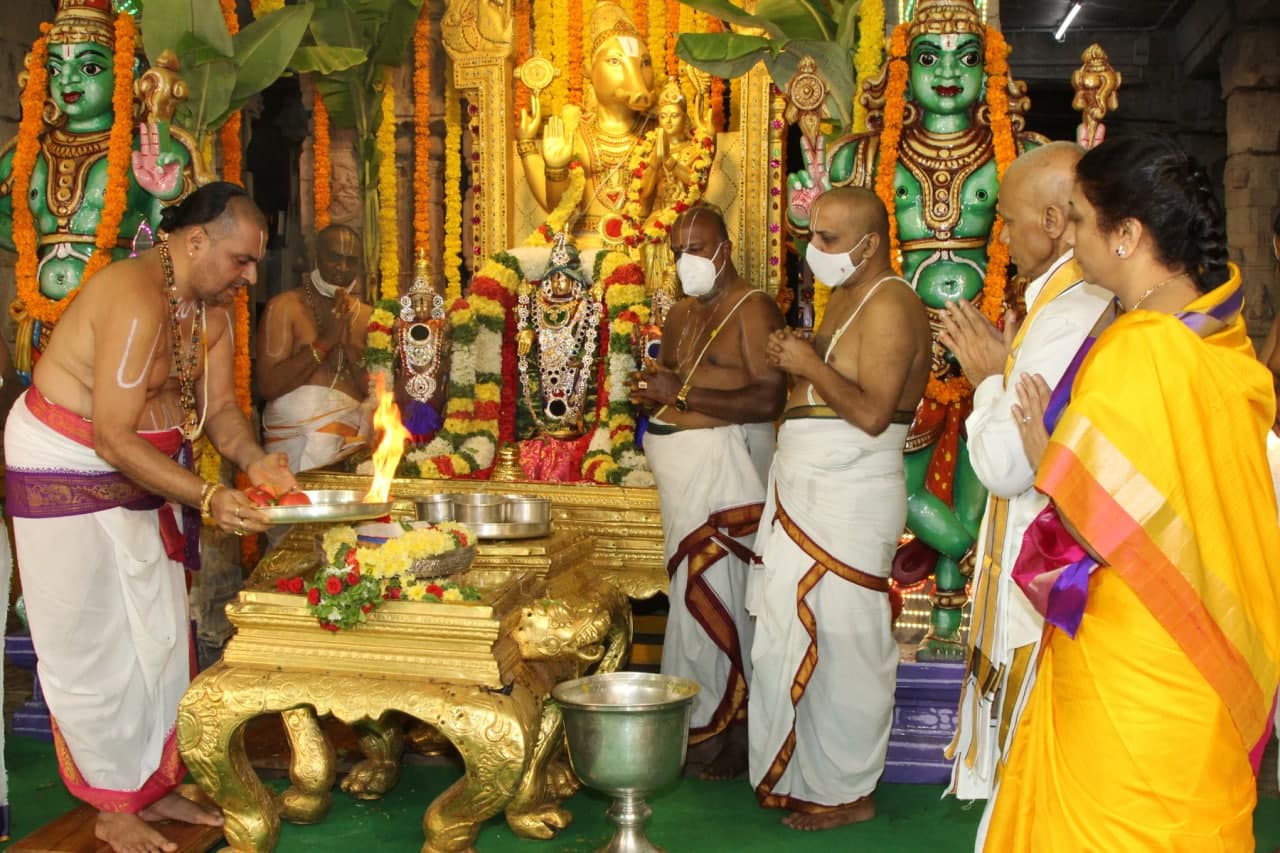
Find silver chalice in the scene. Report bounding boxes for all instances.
[553,672,699,853]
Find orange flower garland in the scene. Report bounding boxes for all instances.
[872,23,1015,406]
[219,0,242,185]
[665,0,680,78]
[413,7,432,250]
[514,0,532,114]
[11,26,54,324]
[567,0,584,105]
[313,89,332,230]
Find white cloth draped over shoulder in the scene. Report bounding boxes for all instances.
[5,393,189,809]
[947,252,1112,809]
[748,418,907,811]
[263,385,368,472]
[645,420,769,743]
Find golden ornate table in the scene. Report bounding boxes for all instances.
[177,562,631,853]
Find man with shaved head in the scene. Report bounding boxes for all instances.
[937,141,1112,822]
[748,186,931,830]
[257,224,372,473]
[6,183,296,852]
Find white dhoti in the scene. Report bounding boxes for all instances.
[263,385,368,472]
[645,421,768,743]
[748,418,906,811]
[5,391,190,812]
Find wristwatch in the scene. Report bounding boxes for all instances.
[674,385,691,412]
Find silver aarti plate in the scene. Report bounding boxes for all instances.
[256,489,394,525]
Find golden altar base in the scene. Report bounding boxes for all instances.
[179,563,631,853]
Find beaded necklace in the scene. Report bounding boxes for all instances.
[158,240,205,440]
[303,278,347,388]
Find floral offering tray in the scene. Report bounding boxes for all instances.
[257,489,394,525]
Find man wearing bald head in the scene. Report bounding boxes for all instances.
[257,224,372,472]
[749,187,931,830]
[937,141,1112,817]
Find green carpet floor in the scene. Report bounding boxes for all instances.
[5,733,1280,851]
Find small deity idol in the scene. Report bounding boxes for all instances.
[397,248,451,443]
[515,0,655,249]
[516,232,603,441]
[0,0,195,307]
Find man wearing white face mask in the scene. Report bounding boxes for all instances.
[631,205,787,780]
[749,187,931,831]
[257,225,372,472]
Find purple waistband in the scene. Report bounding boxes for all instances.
[5,467,163,518]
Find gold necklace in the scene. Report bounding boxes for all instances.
[303,279,346,384]
[1128,271,1188,312]
[159,241,205,440]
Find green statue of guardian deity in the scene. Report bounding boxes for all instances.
[788,0,1043,657]
[0,0,199,375]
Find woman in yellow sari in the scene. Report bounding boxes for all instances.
[983,136,1280,851]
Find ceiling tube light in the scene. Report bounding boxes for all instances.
[1054,2,1084,42]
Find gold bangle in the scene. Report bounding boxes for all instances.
[516,139,538,156]
[200,483,224,519]
[545,165,568,182]
[310,344,325,364]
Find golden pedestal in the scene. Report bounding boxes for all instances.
[179,560,632,853]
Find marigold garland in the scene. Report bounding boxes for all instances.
[524,162,586,246]
[632,0,648,39]
[620,128,713,247]
[665,0,681,78]
[313,89,332,230]
[443,79,463,302]
[413,7,432,250]
[646,0,666,84]
[11,27,53,325]
[250,0,285,16]
[514,0,533,114]
[219,0,242,185]
[567,0,585,105]
[852,0,885,134]
[377,76,399,300]
[872,23,1015,406]
[546,0,568,112]
[707,17,727,132]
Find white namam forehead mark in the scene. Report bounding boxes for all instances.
[115,318,163,390]
[615,36,640,58]
[59,44,75,60]
[940,34,959,50]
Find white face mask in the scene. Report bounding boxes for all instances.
[805,235,871,288]
[676,242,725,297]
[311,268,358,299]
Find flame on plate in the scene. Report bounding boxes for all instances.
[365,373,411,503]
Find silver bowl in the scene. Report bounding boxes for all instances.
[415,494,455,523]
[553,672,698,853]
[449,493,506,524]
[501,495,551,525]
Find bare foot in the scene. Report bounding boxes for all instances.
[699,728,749,781]
[781,796,875,831]
[95,811,178,853]
[138,791,224,826]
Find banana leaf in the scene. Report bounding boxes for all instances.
[289,45,369,75]
[675,0,835,42]
[141,0,232,67]
[229,4,315,104]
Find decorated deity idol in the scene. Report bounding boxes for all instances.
[0,0,198,375]
[789,0,1042,656]
[516,232,604,447]
[625,75,715,325]
[515,0,655,250]
[396,248,451,444]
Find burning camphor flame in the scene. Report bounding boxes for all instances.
[365,373,411,503]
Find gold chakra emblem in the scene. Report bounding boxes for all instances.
[515,54,559,96]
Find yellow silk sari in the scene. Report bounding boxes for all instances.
[985,268,1280,851]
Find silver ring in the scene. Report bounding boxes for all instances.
[637,380,648,391]
[1020,416,1032,424]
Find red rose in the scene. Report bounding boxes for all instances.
[389,587,401,599]
[325,576,343,595]
[307,588,322,606]
[288,576,304,594]
[344,550,359,568]
[604,217,623,239]
[361,604,373,613]
[276,578,290,592]
[674,202,689,213]
[321,622,339,632]
[346,570,361,586]
[426,584,444,599]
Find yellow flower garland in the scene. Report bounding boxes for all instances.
[313,88,332,230]
[250,0,284,15]
[524,162,586,246]
[568,0,585,105]
[646,0,665,82]
[621,127,714,247]
[443,78,464,301]
[413,5,432,249]
[377,76,399,300]
[852,0,885,134]
[546,0,568,111]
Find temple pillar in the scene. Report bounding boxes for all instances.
[1219,25,1280,345]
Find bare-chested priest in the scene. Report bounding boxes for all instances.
[258,224,372,472]
[749,187,931,830]
[5,182,297,853]
[630,205,787,780]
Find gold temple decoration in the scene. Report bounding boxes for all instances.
[1071,44,1122,150]
[48,0,115,47]
[490,442,524,481]
[783,55,828,154]
[514,53,558,97]
[908,0,984,39]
